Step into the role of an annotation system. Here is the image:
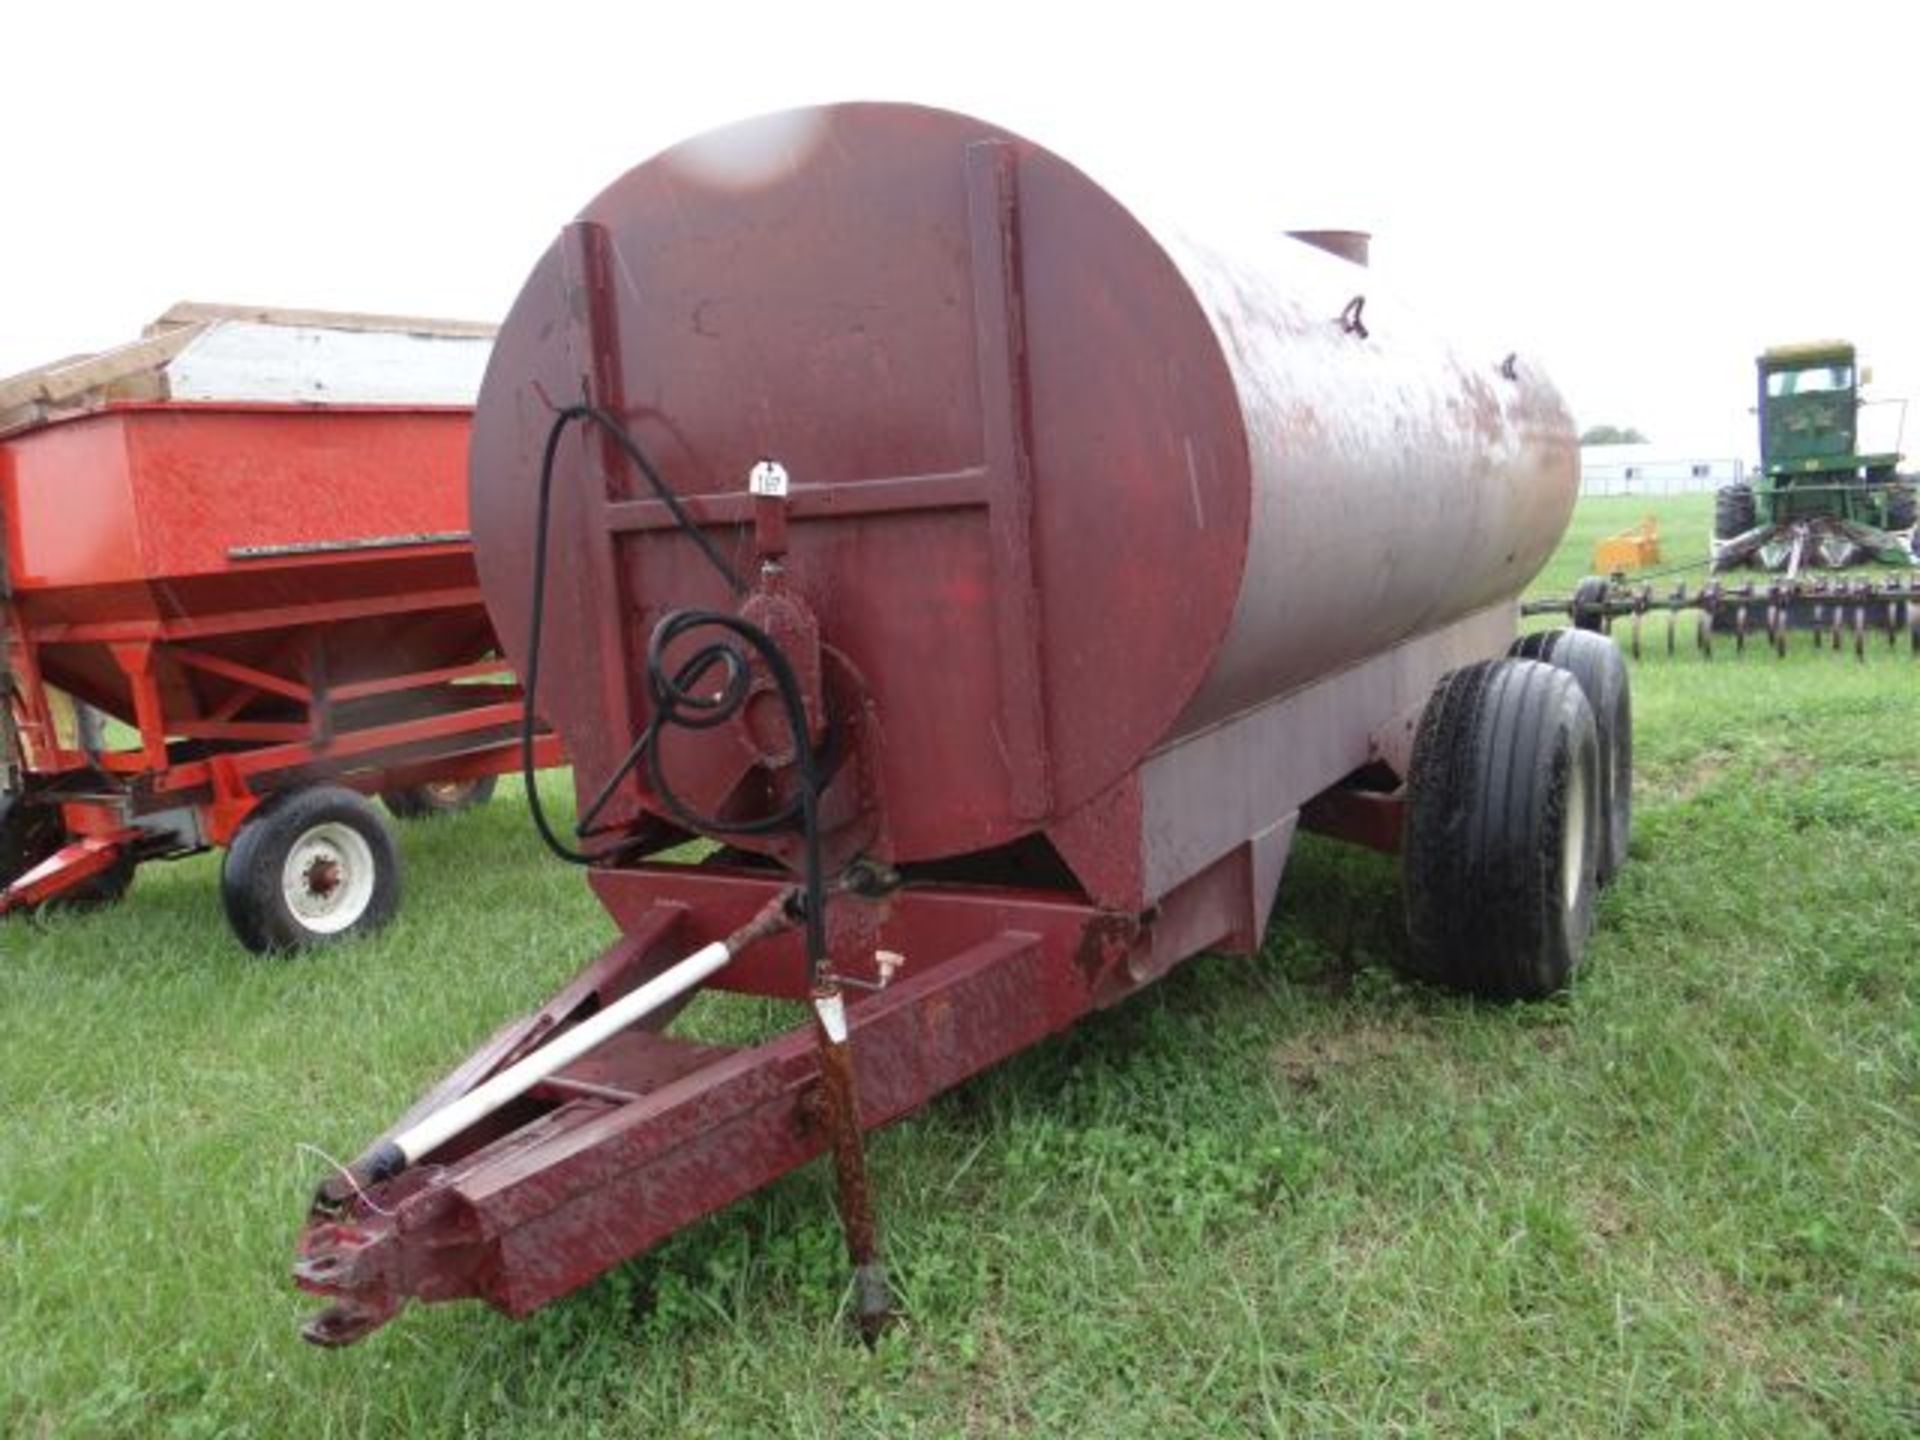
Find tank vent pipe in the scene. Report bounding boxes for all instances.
[1288,230,1372,268]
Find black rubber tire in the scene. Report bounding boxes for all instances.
[1508,629,1632,885]
[1570,576,1611,632]
[221,785,400,953]
[0,792,136,912]
[380,775,498,821]
[1714,482,1756,540]
[1885,481,1916,533]
[0,792,65,888]
[50,852,137,911]
[1401,658,1600,1000]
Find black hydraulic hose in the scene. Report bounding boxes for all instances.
[516,406,628,867]
[516,404,833,970]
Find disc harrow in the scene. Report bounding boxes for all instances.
[1522,573,1920,661]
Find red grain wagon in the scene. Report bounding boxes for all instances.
[0,306,560,949]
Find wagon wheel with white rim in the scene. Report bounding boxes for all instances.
[220,785,400,953]
[380,775,498,821]
[1400,657,1600,1000]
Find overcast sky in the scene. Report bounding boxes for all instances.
[6,0,1916,463]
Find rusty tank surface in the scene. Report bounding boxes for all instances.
[296,103,1623,1346]
[470,103,1576,872]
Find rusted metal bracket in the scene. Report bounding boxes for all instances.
[965,140,1053,821]
[561,218,645,765]
[1299,786,1405,855]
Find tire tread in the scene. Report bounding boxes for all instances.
[1403,657,1599,999]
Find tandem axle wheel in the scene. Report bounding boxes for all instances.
[1401,653,1607,1000]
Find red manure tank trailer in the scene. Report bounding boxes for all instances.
[295,104,1632,1344]
[0,307,561,949]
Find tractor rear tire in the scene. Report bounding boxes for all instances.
[222,785,400,953]
[1508,629,1632,885]
[381,775,498,821]
[1714,483,1756,540]
[1401,659,1600,1000]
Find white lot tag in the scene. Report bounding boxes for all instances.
[813,989,849,1044]
[749,459,790,497]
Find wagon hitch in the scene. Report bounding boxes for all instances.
[0,829,139,914]
[294,1194,425,1346]
[306,891,799,1218]
[296,874,913,1346]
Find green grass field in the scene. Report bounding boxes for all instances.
[4,495,1918,1436]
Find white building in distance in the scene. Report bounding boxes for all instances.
[1579,443,1745,497]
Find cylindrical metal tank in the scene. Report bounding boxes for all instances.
[470,103,1575,865]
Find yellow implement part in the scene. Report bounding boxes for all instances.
[1593,516,1661,573]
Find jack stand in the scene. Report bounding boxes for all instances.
[810,982,894,1345]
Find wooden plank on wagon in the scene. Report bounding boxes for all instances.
[147,301,497,339]
[0,325,203,415]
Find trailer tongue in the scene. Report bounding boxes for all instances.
[295,102,1617,1346]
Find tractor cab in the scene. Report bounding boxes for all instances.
[1757,341,1858,473]
[1739,340,1913,559]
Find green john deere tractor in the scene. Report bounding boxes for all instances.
[1526,341,1920,658]
[1713,340,1917,571]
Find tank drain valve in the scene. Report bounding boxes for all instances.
[820,949,905,995]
